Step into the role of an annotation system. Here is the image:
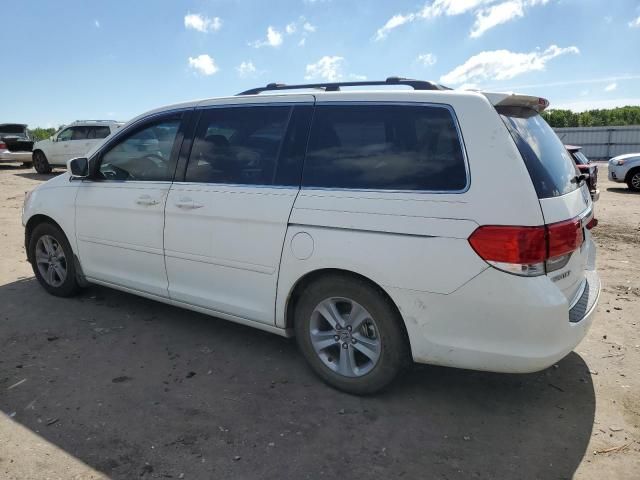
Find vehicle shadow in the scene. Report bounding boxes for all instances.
[0,277,595,480]
[606,187,637,194]
[13,171,63,181]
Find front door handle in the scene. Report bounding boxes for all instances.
[136,194,160,206]
[174,197,204,210]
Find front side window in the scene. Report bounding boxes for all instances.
[57,128,73,142]
[185,106,291,185]
[98,117,180,181]
[302,104,467,191]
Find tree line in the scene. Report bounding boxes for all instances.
[542,106,640,128]
[28,127,58,142]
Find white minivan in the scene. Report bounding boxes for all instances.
[22,78,600,394]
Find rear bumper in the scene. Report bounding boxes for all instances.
[0,150,32,163]
[389,267,601,374]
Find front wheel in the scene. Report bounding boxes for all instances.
[294,275,408,394]
[29,223,80,297]
[627,170,640,192]
[32,151,52,174]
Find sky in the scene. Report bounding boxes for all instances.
[2,0,640,127]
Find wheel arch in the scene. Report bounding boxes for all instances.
[624,165,640,183]
[283,268,412,356]
[25,214,64,262]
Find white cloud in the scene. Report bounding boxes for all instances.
[375,13,416,41]
[184,13,222,33]
[303,22,317,32]
[605,82,617,92]
[237,61,257,78]
[251,26,283,47]
[285,22,297,34]
[416,53,437,67]
[94,20,100,28]
[376,0,554,40]
[629,16,640,28]
[298,38,307,47]
[349,74,368,81]
[305,56,345,81]
[188,54,219,76]
[440,45,579,85]
[470,1,524,38]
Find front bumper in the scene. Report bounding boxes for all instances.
[0,150,32,163]
[388,266,601,374]
[608,164,626,182]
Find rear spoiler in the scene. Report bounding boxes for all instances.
[481,92,550,113]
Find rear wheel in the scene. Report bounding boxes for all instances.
[627,170,640,192]
[294,275,407,394]
[29,223,80,297]
[33,151,52,174]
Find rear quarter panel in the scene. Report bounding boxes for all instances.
[275,91,545,328]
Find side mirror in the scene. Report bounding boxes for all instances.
[68,157,89,178]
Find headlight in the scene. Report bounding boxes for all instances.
[617,159,625,166]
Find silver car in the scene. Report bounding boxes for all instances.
[608,153,640,191]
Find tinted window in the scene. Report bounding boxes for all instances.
[99,118,180,181]
[87,126,112,139]
[499,107,579,198]
[185,106,291,185]
[302,104,467,191]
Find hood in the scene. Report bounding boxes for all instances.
[610,153,640,162]
[36,171,72,191]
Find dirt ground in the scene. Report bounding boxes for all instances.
[0,163,638,480]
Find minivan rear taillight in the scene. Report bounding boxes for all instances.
[469,218,585,277]
[0,142,7,150]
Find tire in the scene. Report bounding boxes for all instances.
[29,222,80,297]
[32,151,52,174]
[626,170,640,192]
[294,274,408,394]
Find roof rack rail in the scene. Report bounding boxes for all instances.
[72,119,120,123]
[237,76,449,95]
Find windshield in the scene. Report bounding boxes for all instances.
[0,124,28,139]
[498,106,579,199]
[572,150,590,166]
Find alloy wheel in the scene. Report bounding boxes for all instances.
[309,297,381,377]
[35,234,67,287]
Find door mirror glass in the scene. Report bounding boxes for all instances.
[68,157,89,178]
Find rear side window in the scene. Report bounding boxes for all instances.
[302,104,467,191]
[87,126,112,139]
[185,106,292,185]
[499,107,579,198]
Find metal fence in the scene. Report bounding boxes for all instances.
[553,125,640,161]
